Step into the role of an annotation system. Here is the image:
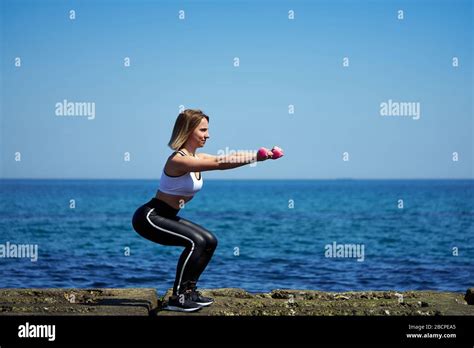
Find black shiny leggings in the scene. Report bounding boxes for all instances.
[132,198,218,295]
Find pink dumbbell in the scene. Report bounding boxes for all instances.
[257,147,271,160]
[271,146,284,159]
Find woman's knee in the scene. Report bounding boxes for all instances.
[193,229,217,251]
[179,218,218,249]
[190,233,208,251]
[202,230,218,251]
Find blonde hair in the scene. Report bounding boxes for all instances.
[168,109,210,150]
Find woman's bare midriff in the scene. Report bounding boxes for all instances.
[155,190,194,210]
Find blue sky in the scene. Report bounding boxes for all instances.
[1,0,472,179]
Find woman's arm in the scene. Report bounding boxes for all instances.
[174,150,271,172]
[198,152,252,161]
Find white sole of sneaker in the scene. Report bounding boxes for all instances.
[196,301,214,307]
[164,305,202,312]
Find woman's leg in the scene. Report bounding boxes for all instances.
[176,216,218,283]
[132,206,209,295]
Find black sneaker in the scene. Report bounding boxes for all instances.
[164,292,202,312]
[189,287,214,307]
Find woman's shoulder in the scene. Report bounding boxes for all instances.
[168,150,185,159]
[164,152,187,176]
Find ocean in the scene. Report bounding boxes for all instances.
[0,179,472,293]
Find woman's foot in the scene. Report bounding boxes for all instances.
[189,286,214,307]
[164,292,202,312]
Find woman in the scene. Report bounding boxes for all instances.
[132,109,279,312]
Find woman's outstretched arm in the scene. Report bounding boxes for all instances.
[174,149,272,172]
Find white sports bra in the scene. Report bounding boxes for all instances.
[158,150,203,196]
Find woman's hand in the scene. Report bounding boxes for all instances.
[257,147,274,161]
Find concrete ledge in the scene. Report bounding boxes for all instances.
[1,288,473,316]
[0,289,157,316]
[156,288,474,316]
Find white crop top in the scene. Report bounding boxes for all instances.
[158,150,203,196]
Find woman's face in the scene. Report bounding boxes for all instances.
[190,117,209,148]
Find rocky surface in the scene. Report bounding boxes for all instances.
[0,288,473,316]
[156,288,474,316]
[0,288,157,316]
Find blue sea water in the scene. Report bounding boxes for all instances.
[0,179,472,293]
